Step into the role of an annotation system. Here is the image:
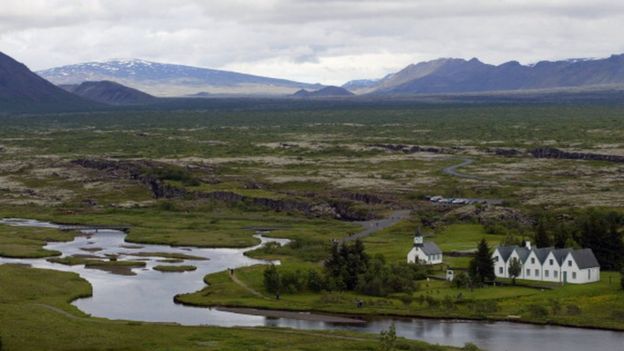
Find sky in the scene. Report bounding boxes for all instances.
[1,0,624,85]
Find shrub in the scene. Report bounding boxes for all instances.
[462,343,480,351]
[398,293,413,306]
[263,265,281,294]
[526,304,549,319]
[281,270,306,294]
[453,272,470,289]
[378,323,397,351]
[307,269,325,292]
[566,304,582,316]
[549,299,561,315]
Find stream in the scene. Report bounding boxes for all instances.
[1,218,623,351]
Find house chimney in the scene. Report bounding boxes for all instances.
[525,241,532,250]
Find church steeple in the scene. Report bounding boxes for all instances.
[414,226,424,247]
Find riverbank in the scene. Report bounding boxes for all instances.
[0,264,467,351]
[175,263,624,332]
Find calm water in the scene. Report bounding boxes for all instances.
[1,218,623,351]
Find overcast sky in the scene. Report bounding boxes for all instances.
[1,0,623,85]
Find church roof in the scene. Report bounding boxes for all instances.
[421,242,442,255]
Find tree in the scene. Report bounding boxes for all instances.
[621,267,624,290]
[263,265,281,294]
[577,209,624,270]
[307,269,325,292]
[378,323,396,351]
[534,218,551,248]
[508,257,522,285]
[469,239,495,285]
[324,240,370,291]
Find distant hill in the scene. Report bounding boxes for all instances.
[292,86,354,98]
[61,80,156,105]
[0,51,96,112]
[359,55,624,95]
[341,79,379,92]
[38,59,323,97]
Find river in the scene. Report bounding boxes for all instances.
[1,218,623,351]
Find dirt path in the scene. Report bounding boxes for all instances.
[32,303,86,321]
[229,270,271,300]
[340,209,411,243]
[442,158,485,180]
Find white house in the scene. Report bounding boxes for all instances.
[407,231,443,265]
[492,241,600,284]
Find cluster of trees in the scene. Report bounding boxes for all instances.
[264,240,426,297]
[532,209,624,270]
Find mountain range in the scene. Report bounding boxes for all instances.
[3,50,624,113]
[344,55,624,95]
[38,59,323,97]
[0,51,97,112]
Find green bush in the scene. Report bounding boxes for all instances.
[462,343,480,351]
[307,269,325,292]
[566,304,582,316]
[263,265,281,294]
[526,304,549,319]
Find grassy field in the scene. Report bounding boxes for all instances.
[0,264,465,351]
[153,264,197,272]
[0,224,76,258]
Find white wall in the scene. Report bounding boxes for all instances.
[492,248,599,285]
[493,249,507,278]
[524,251,542,281]
[407,247,442,265]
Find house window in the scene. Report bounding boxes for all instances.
[494,256,499,262]
[549,259,554,265]
[535,269,539,277]
[572,272,577,280]
[588,270,591,280]
[499,267,503,274]
[568,260,572,267]
[545,270,549,277]
[531,258,535,264]
[526,269,530,276]
[554,271,558,278]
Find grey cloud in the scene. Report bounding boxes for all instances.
[0,0,623,85]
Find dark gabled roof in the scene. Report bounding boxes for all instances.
[495,246,515,262]
[515,247,530,263]
[422,242,442,255]
[534,247,552,264]
[552,248,572,265]
[494,245,600,269]
[572,249,600,269]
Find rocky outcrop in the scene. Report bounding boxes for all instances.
[489,148,523,157]
[72,159,373,220]
[530,147,624,163]
[368,143,448,154]
[443,204,532,227]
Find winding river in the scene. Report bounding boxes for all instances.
[1,218,623,351]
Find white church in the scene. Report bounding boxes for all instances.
[407,229,443,265]
[492,241,600,284]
